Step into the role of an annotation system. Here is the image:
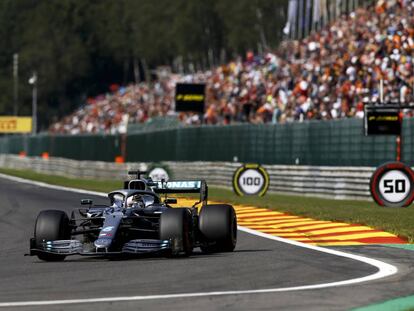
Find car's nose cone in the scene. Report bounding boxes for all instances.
[94,238,112,249]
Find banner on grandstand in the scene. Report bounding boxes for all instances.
[175,83,206,113]
[0,116,32,133]
[364,109,401,136]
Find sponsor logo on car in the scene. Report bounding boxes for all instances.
[156,181,201,189]
[99,233,112,237]
[102,226,114,232]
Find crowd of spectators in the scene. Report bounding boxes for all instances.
[50,0,414,134]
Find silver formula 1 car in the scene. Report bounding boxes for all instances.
[29,171,237,261]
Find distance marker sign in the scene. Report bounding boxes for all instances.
[370,162,414,207]
[149,167,170,182]
[233,164,269,196]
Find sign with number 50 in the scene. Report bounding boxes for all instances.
[370,162,414,207]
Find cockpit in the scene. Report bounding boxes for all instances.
[126,194,156,208]
[109,191,160,209]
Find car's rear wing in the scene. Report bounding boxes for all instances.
[152,180,208,205]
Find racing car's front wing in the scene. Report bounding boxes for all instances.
[29,238,173,257]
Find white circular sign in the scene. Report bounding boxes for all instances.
[238,169,264,195]
[378,170,410,203]
[149,167,169,182]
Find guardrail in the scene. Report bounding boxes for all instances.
[0,154,374,201]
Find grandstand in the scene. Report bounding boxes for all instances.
[48,0,414,135]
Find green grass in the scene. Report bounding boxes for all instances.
[209,188,414,242]
[1,167,414,242]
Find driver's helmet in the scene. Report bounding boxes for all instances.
[126,194,145,208]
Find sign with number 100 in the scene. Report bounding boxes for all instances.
[371,162,414,207]
[242,176,261,186]
[233,164,270,196]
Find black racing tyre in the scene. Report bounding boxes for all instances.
[159,208,192,256]
[34,210,70,261]
[199,204,237,253]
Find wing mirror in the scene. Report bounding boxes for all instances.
[81,199,93,205]
[164,198,177,205]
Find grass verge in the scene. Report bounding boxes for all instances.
[1,167,413,242]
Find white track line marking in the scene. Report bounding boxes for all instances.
[0,173,107,198]
[0,173,398,307]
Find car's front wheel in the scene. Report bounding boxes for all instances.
[34,210,70,261]
[159,208,193,256]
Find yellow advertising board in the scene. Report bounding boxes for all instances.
[0,116,32,133]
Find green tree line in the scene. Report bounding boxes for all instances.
[0,0,288,130]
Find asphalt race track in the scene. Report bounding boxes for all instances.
[1,176,414,310]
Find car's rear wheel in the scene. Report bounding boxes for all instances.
[34,210,70,261]
[159,208,192,256]
[199,204,237,253]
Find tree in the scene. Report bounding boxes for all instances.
[0,0,288,129]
